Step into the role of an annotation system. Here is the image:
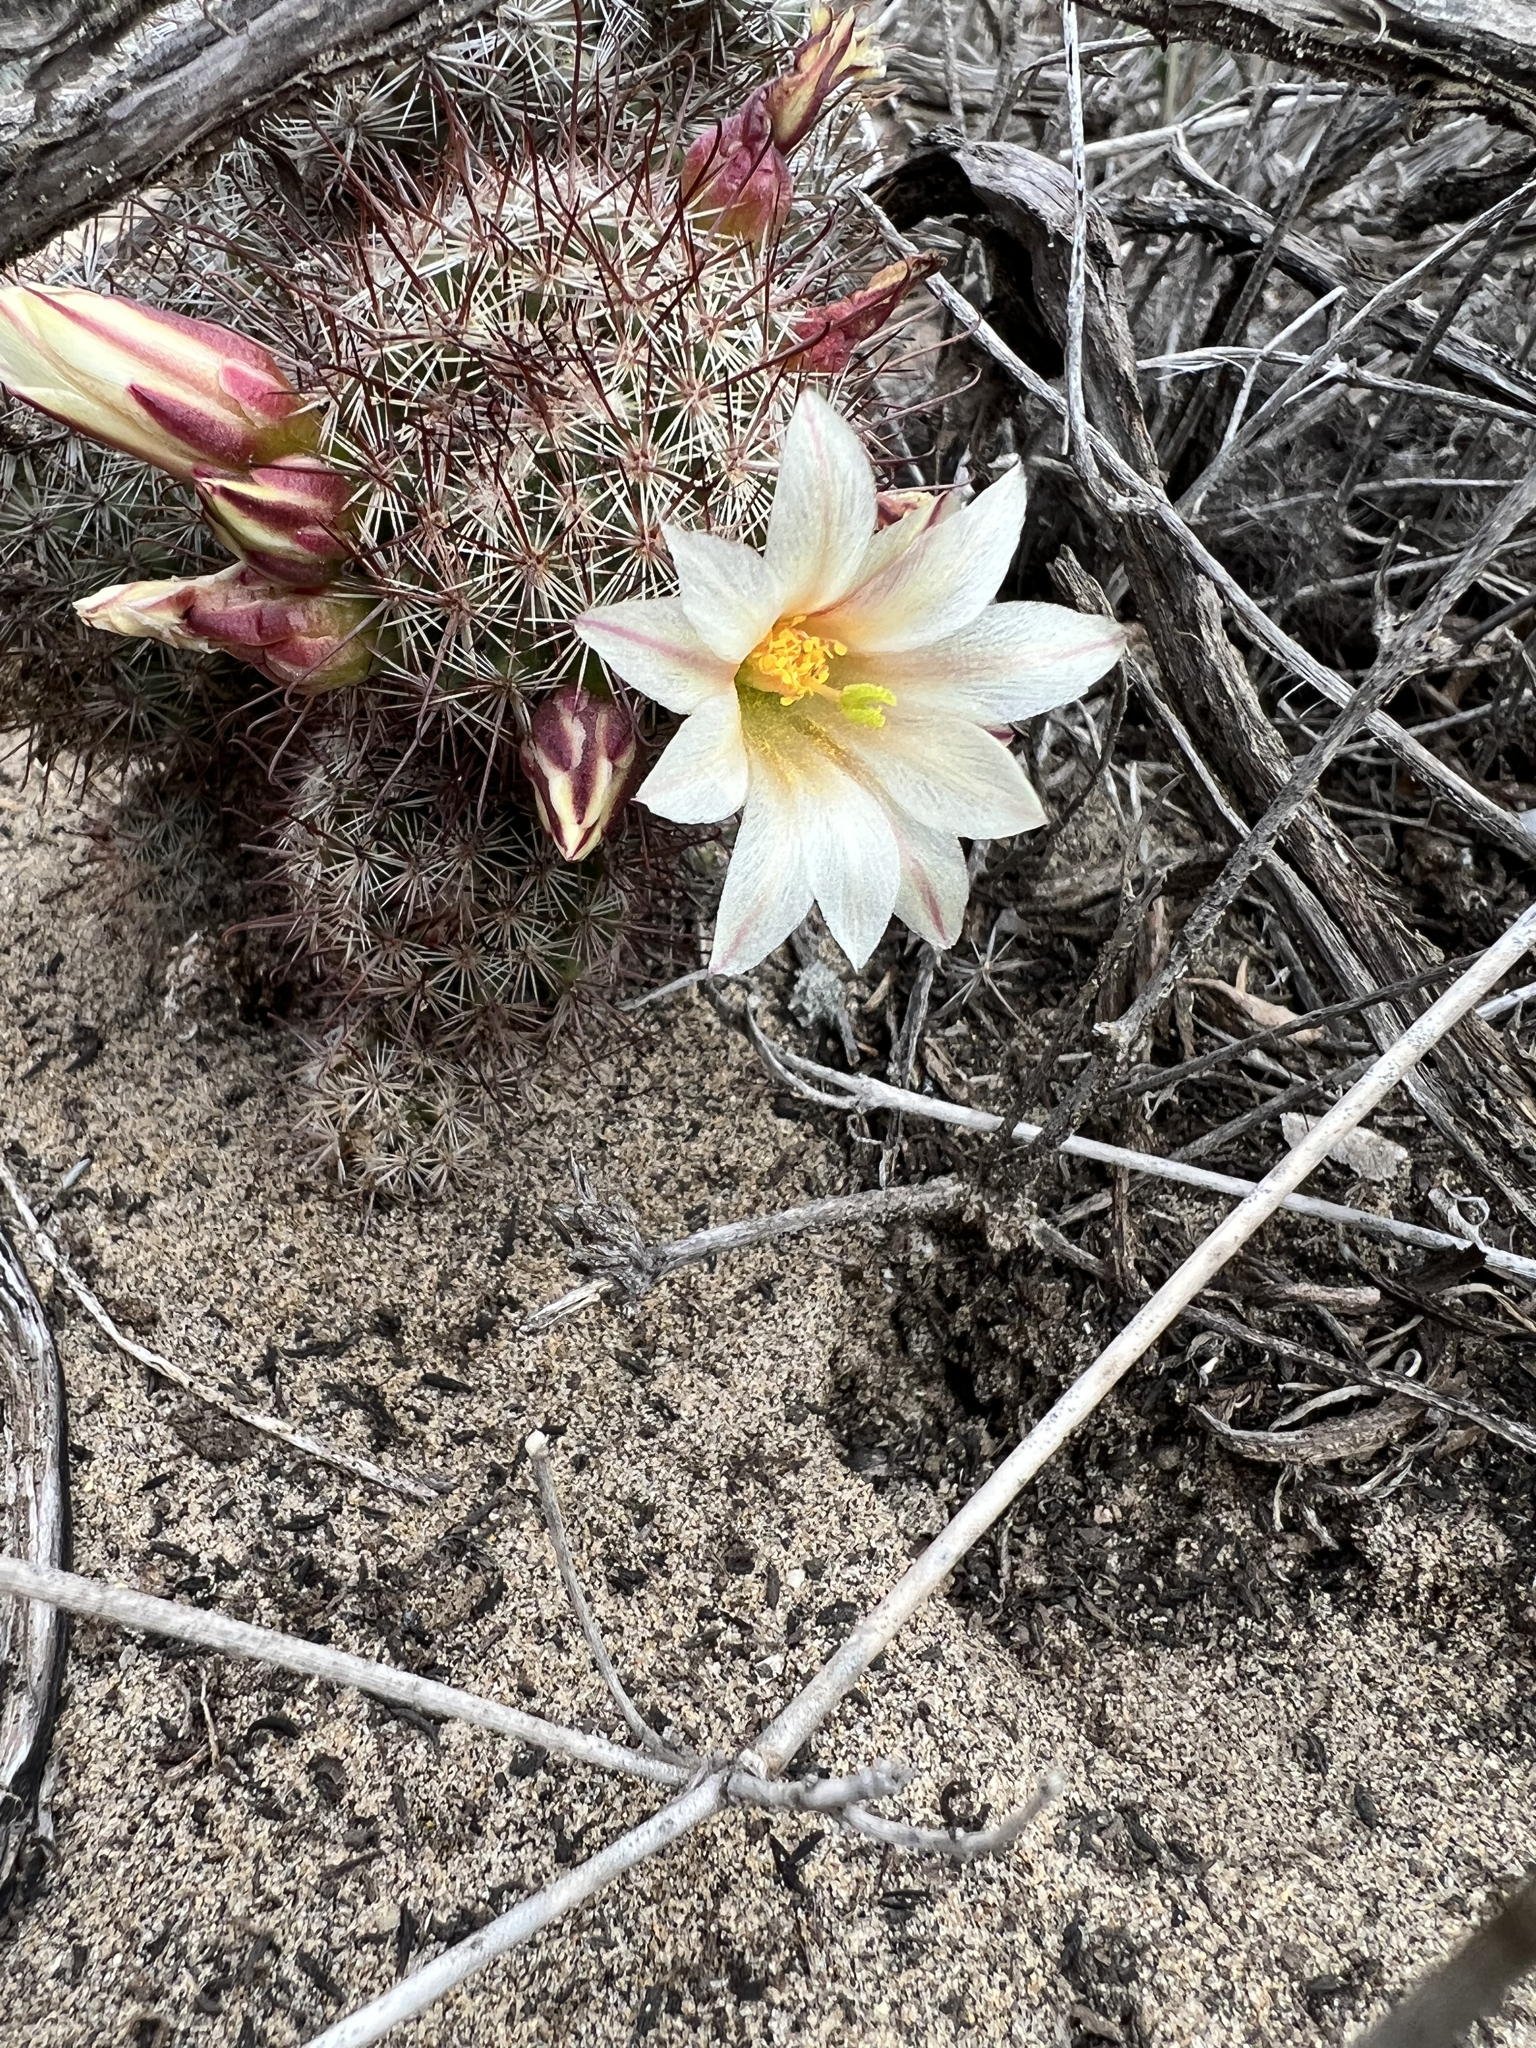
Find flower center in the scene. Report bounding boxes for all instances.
[735,616,895,729]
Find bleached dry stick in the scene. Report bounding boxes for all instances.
[0,1556,991,1832]
[303,900,1536,2048]
[525,1429,684,1760]
[0,1158,445,1504]
[526,1175,966,1329]
[0,1556,683,1790]
[306,1781,728,2048]
[754,1039,1536,1288]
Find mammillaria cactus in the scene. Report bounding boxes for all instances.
[0,0,913,1196]
[0,4,921,1195]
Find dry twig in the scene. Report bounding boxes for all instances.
[526,1173,966,1329]
[750,1034,1536,1288]
[524,1430,684,1761]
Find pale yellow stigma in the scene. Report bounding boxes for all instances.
[736,616,896,728]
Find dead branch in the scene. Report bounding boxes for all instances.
[752,1036,1536,1288]
[0,1222,66,1904]
[0,1554,981,1834]
[526,1171,967,1329]
[0,0,505,269]
[1098,0,1536,138]
[1101,174,1536,419]
[1184,1305,1536,1458]
[524,1430,685,1762]
[871,144,1536,1230]
[0,1553,686,1787]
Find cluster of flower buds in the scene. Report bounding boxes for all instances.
[682,5,882,244]
[0,283,367,696]
[519,685,639,861]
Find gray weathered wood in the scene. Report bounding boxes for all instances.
[0,1221,67,1904]
[1355,1871,1536,2047]
[878,141,1536,1227]
[1103,0,1536,136]
[0,0,503,268]
[1101,180,1536,417]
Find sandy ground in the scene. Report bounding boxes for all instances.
[1,761,1534,2047]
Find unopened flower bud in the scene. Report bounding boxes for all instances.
[194,456,356,583]
[789,253,942,373]
[682,93,792,245]
[0,284,319,480]
[682,7,880,244]
[76,563,372,693]
[520,686,638,861]
[762,5,883,154]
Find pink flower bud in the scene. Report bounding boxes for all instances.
[789,253,942,373]
[193,456,357,584]
[76,564,372,693]
[520,687,638,861]
[761,5,883,154]
[681,8,879,243]
[0,285,319,480]
[682,92,793,245]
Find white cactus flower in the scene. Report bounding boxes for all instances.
[574,391,1126,973]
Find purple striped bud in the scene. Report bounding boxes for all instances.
[520,687,638,861]
[193,456,356,584]
[76,564,372,693]
[0,285,318,480]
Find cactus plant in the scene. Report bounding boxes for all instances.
[0,4,909,1195]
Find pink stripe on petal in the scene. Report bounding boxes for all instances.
[575,598,733,714]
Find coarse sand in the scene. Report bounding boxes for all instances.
[1,765,1533,2047]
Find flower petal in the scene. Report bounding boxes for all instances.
[798,768,901,969]
[635,693,749,823]
[574,597,733,714]
[893,821,970,949]
[839,708,1046,837]
[817,464,1029,653]
[763,391,877,614]
[838,603,1126,723]
[844,492,953,588]
[664,526,783,662]
[710,770,814,973]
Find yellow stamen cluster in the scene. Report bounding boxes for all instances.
[736,616,896,728]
